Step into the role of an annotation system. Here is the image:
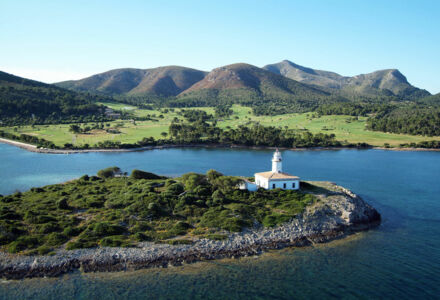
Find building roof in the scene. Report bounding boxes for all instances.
[255,171,300,180]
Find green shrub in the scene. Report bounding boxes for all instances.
[7,236,41,253]
[164,239,193,245]
[45,232,68,247]
[63,226,82,237]
[92,222,126,237]
[65,239,97,250]
[38,222,60,234]
[165,183,185,195]
[57,198,69,209]
[99,235,131,247]
[133,232,153,242]
[170,221,192,236]
[262,214,291,227]
[97,166,121,178]
[37,245,52,255]
[130,221,151,233]
[130,169,163,180]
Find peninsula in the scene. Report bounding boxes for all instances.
[0,152,380,279]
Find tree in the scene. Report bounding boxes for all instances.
[97,166,121,178]
[69,124,81,133]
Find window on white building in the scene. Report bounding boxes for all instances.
[283,183,286,188]
[272,183,275,189]
[292,182,295,188]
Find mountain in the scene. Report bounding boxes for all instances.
[263,60,346,89]
[418,92,440,106]
[263,60,430,100]
[56,66,207,97]
[0,71,105,125]
[175,63,344,113]
[179,63,331,98]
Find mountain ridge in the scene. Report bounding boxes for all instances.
[56,66,207,97]
[0,71,106,125]
[263,60,430,99]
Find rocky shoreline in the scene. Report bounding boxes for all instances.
[0,184,380,280]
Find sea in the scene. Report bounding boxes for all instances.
[0,143,439,299]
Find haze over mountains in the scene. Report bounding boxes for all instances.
[55,60,429,101]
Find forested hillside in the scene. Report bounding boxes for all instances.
[366,106,440,136]
[0,71,108,125]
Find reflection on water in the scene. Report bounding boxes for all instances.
[0,145,439,299]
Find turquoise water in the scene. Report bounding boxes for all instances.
[0,143,439,299]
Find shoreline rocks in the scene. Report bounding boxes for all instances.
[0,184,380,280]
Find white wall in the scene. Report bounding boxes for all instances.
[267,180,299,190]
[255,174,269,189]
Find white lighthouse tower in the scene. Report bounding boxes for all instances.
[272,149,282,173]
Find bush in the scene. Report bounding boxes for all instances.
[7,236,41,253]
[57,198,69,209]
[130,169,163,180]
[63,226,82,237]
[92,222,126,237]
[37,245,52,255]
[262,214,291,227]
[65,239,97,250]
[170,221,192,236]
[45,232,68,247]
[133,232,153,242]
[99,235,131,247]
[165,183,185,195]
[97,166,121,178]
[38,222,60,234]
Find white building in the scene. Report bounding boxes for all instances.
[240,149,300,191]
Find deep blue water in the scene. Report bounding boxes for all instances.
[0,143,439,299]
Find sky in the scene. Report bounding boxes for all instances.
[1,0,439,93]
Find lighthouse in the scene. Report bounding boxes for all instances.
[239,149,300,191]
[272,149,282,173]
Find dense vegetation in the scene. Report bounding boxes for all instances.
[0,71,111,126]
[0,168,318,254]
[316,102,393,117]
[169,117,343,148]
[366,106,440,136]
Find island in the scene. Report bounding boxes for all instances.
[0,158,380,279]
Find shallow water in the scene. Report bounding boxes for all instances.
[0,144,439,299]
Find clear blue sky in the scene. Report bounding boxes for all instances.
[1,0,439,93]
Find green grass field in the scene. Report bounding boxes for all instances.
[2,103,439,147]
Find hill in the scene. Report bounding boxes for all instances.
[0,71,107,125]
[56,66,207,97]
[263,60,430,100]
[175,63,343,114]
[417,92,440,106]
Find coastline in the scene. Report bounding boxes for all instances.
[0,137,439,154]
[0,184,380,280]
